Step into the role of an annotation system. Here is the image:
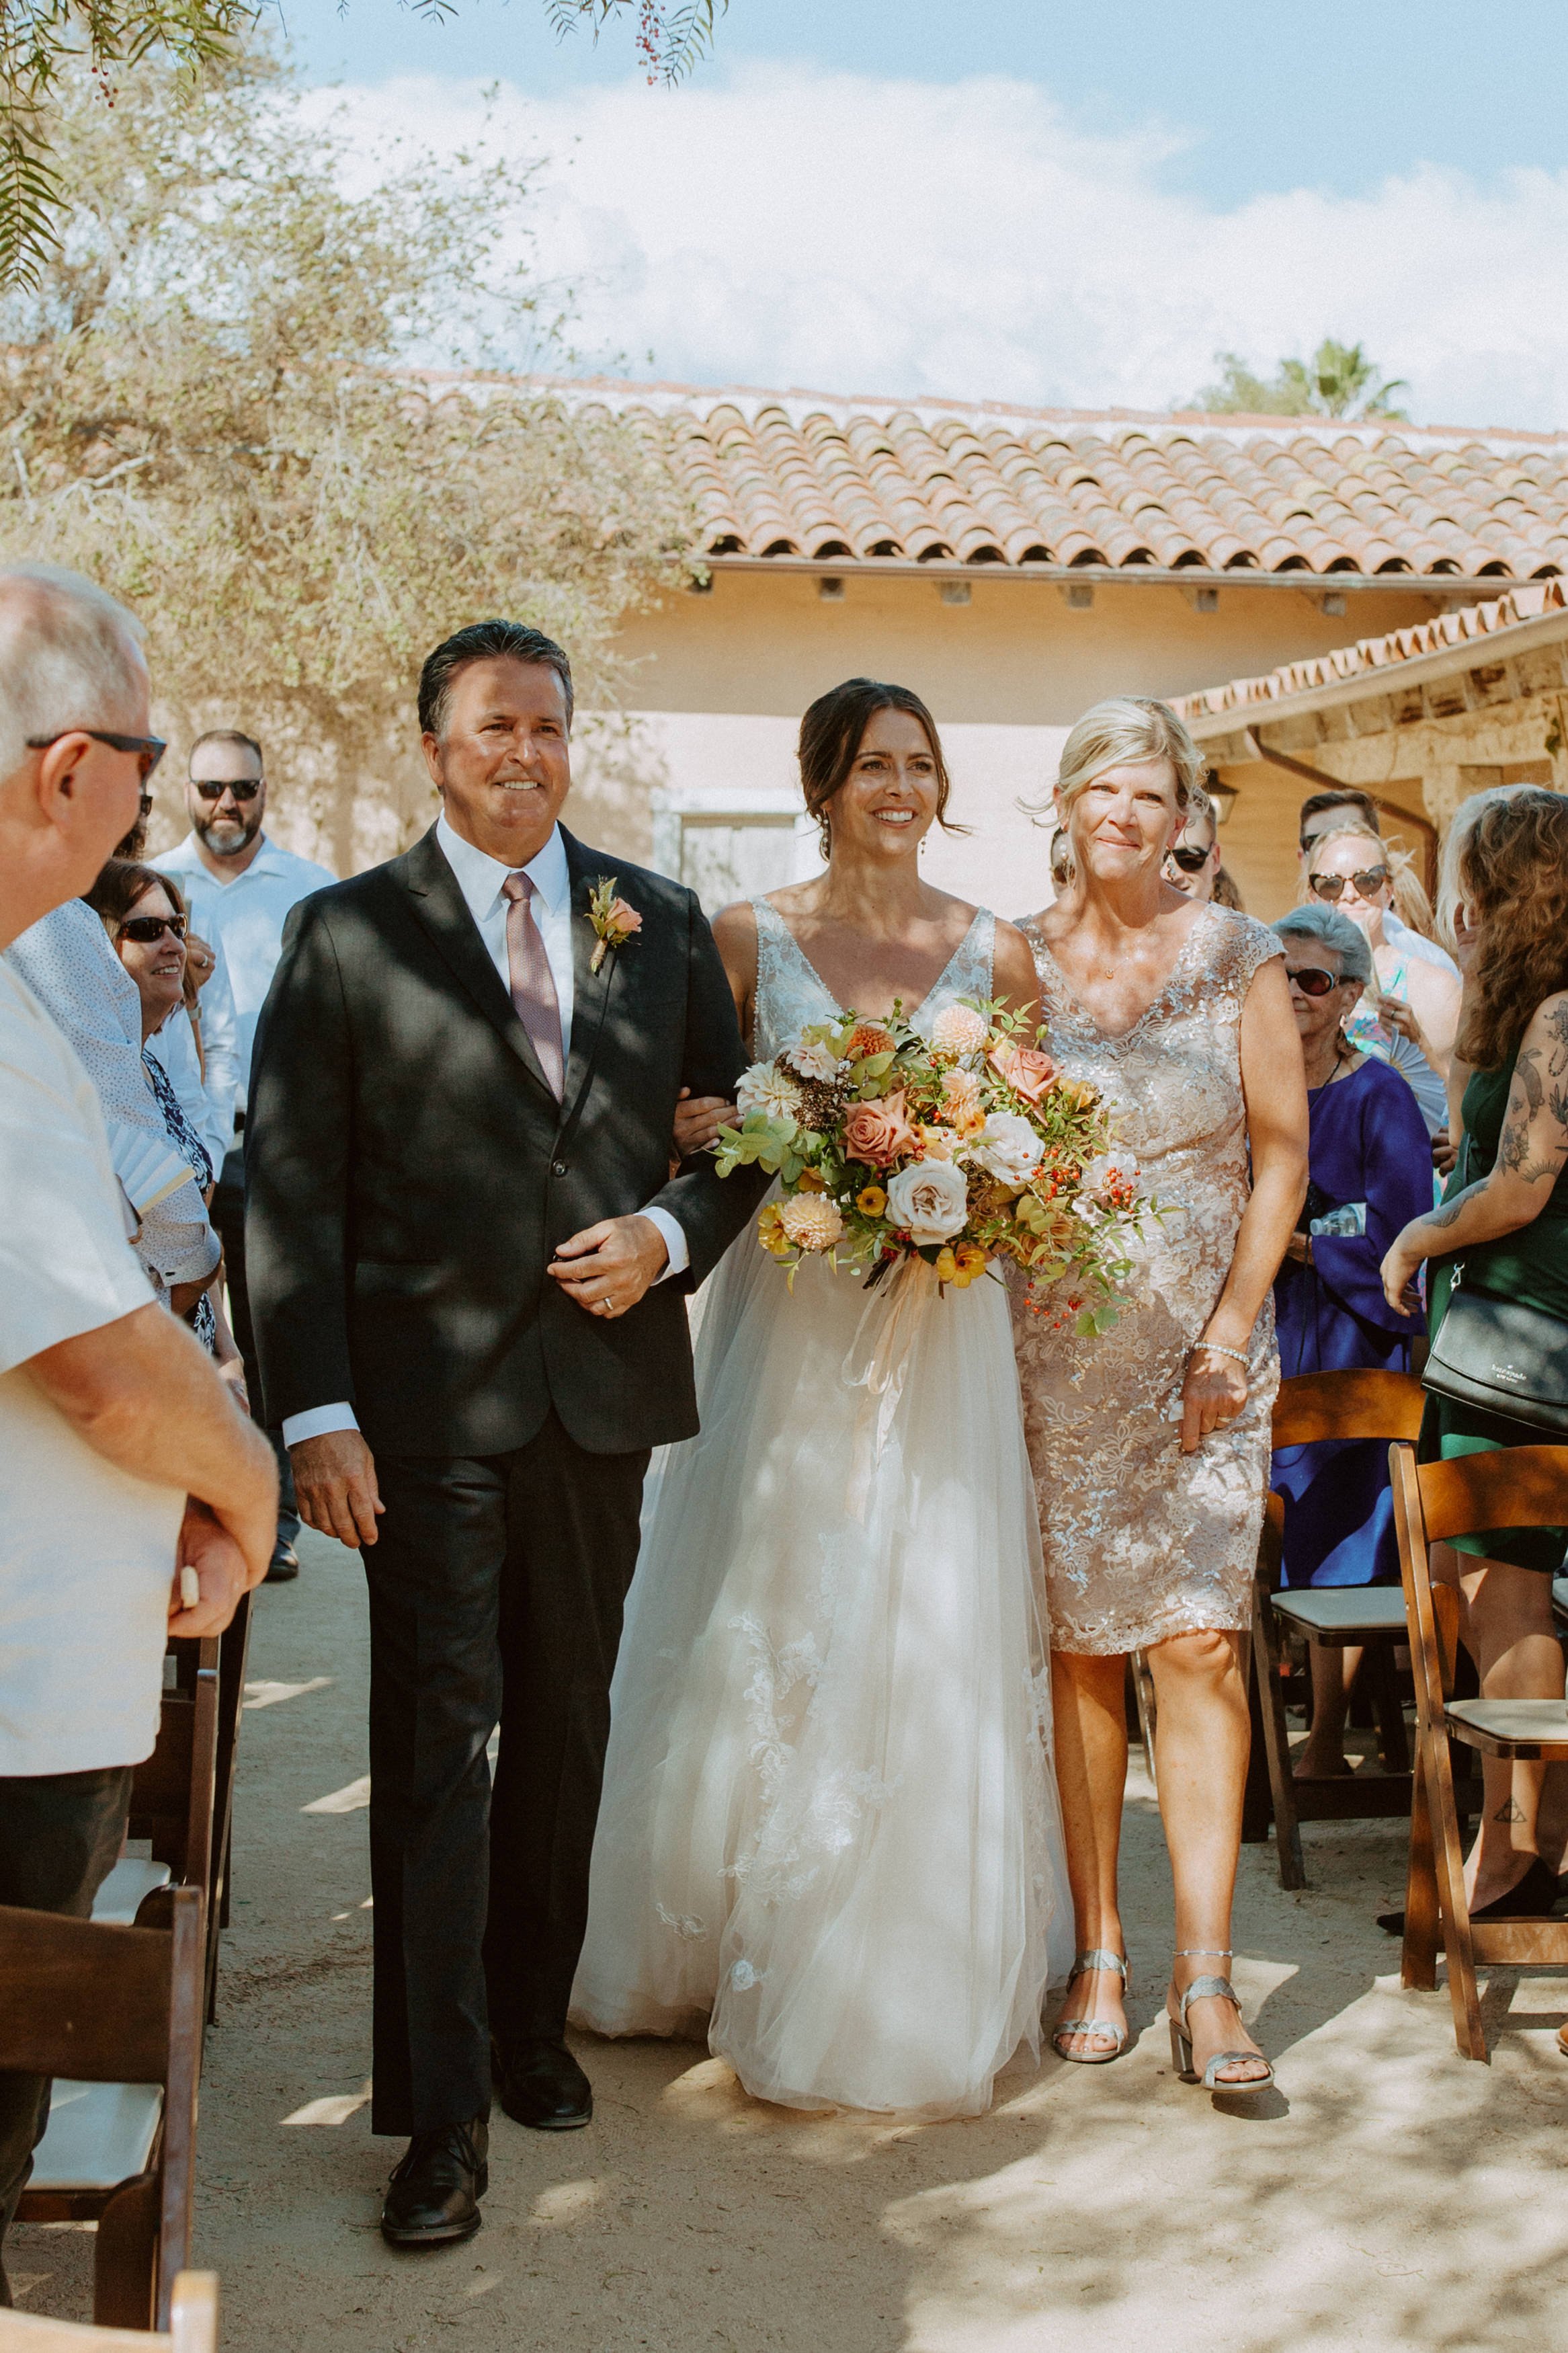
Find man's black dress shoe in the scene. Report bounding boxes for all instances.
[265,1539,300,1584]
[492,2038,592,2131]
[380,2120,488,2247]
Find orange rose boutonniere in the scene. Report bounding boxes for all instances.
[588,876,643,973]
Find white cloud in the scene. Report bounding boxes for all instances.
[302,63,1568,430]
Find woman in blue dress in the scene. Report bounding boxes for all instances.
[1269,904,1434,1777]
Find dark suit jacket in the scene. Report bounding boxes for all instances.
[245,822,763,1456]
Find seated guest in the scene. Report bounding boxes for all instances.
[1270,904,1434,1778]
[84,861,243,1385]
[0,561,276,2303]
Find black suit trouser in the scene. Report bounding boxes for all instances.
[0,1765,134,2302]
[364,1411,650,2137]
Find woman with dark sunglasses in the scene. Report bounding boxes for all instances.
[1303,824,1459,1136]
[83,859,245,1392]
[1269,904,1434,1777]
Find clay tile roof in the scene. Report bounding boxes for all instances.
[1170,577,1568,723]
[566,379,1568,580]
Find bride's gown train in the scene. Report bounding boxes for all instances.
[570,900,1069,2116]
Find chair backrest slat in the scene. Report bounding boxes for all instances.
[0,1906,169,2081]
[1272,1367,1426,1449]
[1417,1445,1568,1544]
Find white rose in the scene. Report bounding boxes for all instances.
[737,1061,803,1121]
[973,1111,1043,1188]
[784,1035,850,1082]
[886,1157,970,1245]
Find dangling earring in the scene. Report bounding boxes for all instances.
[818,810,832,860]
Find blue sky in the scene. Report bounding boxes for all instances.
[286,1,1568,426]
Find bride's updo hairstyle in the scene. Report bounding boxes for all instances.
[1050,696,1205,827]
[798,676,966,856]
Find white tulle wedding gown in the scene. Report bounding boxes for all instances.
[570,898,1069,2117]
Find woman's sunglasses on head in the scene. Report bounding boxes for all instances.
[1166,842,1212,873]
[1309,866,1388,903]
[191,774,262,803]
[119,912,187,945]
[1285,964,1343,998]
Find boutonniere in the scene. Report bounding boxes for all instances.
[587,875,643,973]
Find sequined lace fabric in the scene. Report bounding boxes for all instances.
[1012,904,1284,1654]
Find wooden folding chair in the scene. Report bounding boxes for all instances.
[128,1639,220,2010]
[7,1889,204,2329]
[1391,1441,1568,2059]
[1251,1369,1427,1888]
[0,2272,216,2352]
[204,1595,253,2021]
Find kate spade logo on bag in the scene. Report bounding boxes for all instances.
[1491,1363,1527,1384]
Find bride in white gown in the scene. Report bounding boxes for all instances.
[571,679,1069,2117]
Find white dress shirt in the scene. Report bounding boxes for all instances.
[281,814,687,1449]
[153,832,336,1114]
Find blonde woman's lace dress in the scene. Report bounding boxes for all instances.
[571,898,1069,2118]
[1012,904,1283,1654]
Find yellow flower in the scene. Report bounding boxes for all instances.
[856,1183,888,1217]
[934,1246,958,1283]
[794,1164,827,1193]
[757,1203,794,1259]
[956,1242,989,1277]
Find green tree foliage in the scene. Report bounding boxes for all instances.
[0,36,695,852]
[1192,338,1411,423]
[0,1,725,290]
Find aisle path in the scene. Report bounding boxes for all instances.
[17,1530,1568,2350]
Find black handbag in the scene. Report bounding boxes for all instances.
[1421,1263,1568,1437]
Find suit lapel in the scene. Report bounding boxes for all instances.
[560,829,616,1125]
[397,824,555,1103]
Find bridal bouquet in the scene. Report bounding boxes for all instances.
[712,1000,1150,1334]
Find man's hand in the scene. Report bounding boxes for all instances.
[167,1498,253,1637]
[548,1213,669,1320]
[291,1428,384,1549]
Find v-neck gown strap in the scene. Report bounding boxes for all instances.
[1012,903,1285,1653]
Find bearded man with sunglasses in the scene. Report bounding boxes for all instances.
[155,731,335,1583]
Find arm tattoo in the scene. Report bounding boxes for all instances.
[1425,1182,1485,1230]
[1544,998,1568,1078]
[1514,1047,1544,1115]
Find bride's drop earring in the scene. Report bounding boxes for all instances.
[818,813,831,860]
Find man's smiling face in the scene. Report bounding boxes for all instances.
[421,657,572,867]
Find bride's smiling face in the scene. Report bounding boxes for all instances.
[824,709,940,861]
[1063,756,1183,883]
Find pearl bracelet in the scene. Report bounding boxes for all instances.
[1192,1340,1249,1367]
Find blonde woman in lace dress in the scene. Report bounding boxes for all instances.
[1014,699,1307,2093]
[572,678,1070,2118]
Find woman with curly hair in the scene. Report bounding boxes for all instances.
[1380,787,1568,1923]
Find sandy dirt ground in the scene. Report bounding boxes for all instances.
[13,1527,1568,2352]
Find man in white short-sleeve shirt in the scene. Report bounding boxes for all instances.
[0,563,278,2298]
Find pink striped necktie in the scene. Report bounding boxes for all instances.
[500,869,565,1100]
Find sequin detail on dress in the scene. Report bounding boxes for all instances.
[1012,904,1284,1654]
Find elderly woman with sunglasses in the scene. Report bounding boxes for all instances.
[1304,825,1460,1138]
[1269,905,1435,1776]
[84,859,244,1392]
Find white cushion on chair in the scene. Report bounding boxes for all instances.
[1444,1696,1568,1751]
[29,2081,162,2192]
[1270,1589,1407,1636]
[90,1857,172,1925]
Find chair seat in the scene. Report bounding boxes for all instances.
[1444,1696,1568,1755]
[29,2081,162,2193]
[1270,1587,1407,1639]
[89,1858,172,1926]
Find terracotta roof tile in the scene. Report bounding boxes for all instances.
[1171,577,1568,723]
[585,387,1568,577]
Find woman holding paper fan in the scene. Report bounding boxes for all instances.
[572,678,1070,2119]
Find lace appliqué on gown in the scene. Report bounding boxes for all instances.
[571,895,1069,2118]
[1012,904,1283,1655]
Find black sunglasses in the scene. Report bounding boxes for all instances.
[119,912,187,945]
[1309,867,1389,903]
[27,727,167,783]
[1285,964,1344,998]
[191,775,262,803]
[1166,842,1212,873]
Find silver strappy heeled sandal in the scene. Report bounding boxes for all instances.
[1051,1948,1130,2064]
[1166,1949,1274,2092]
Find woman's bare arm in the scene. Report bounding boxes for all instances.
[1181,957,1309,1451]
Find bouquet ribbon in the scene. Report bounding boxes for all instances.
[841,1255,938,1520]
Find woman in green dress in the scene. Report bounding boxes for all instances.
[1380,787,1568,1920]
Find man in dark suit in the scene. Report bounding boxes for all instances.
[247,621,762,2247]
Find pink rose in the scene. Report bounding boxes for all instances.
[606,898,642,938]
[988,1036,1057,1103]
[842,1090,917,1168]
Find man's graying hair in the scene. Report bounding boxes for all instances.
[418,620,574,740]
[0,563,145,782]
